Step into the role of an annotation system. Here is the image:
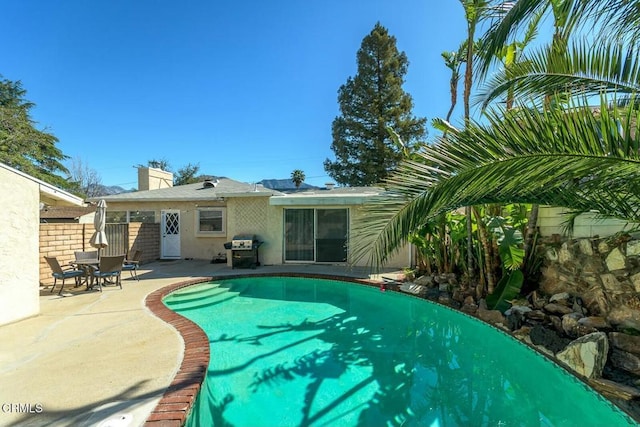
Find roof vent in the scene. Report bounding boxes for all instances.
[325,182,335,190]
[203,179,218,188]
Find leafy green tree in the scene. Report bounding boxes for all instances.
[290,169,305,189]
[174,162,201,185]
[144,159,171,171]
[0,76,70,188]
[324,23,427,187]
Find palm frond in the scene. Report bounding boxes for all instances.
[352,98,640,269]
[478,0,549,75]
[479,39,640,108]
[594,0,640,43]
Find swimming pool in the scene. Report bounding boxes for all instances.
[163,276,636,427]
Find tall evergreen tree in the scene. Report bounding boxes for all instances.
[0,76,70,188]
[324,23,427,187]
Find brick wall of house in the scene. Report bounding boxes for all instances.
[39,223,160,287]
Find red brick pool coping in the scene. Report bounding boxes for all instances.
[143,273,381,426]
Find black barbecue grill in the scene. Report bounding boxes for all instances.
[223,234,263,269]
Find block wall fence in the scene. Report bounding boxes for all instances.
[39,223,160,286]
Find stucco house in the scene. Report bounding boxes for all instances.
[1,162,85,325]
[93,167,412,268]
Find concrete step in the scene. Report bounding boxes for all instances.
[165,285,228,305]
[168,283,221,297]
[164,288,239,311]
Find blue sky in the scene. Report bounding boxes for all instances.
[3,1,471,189]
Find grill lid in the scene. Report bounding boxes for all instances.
[228,234,259,250]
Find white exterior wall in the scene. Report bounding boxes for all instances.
[104,201,230,260]
[106,197,412,268]
[0,167,40,325]
[227,197,281,265]
[538,206,632,238]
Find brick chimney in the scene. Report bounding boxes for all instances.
[138,167,173,191]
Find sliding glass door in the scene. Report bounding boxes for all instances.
[284,209,315,261]
[284,208,348,262]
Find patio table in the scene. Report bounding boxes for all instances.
[73,258,99,289]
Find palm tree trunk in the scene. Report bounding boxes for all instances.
[465,206,474,284]
[473,207,495,295]
[463,15,475,287]
[523,204,539,262]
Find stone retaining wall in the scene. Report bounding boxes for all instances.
[539,234,640,335]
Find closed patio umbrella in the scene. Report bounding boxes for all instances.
[89,199,108,256]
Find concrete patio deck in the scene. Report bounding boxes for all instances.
[0,260,396,427]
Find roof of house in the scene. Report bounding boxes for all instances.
[258,179,318,191]
[269,186,384,205]
[0,162,84,207]
[90,178,282,202]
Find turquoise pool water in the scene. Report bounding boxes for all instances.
[163,276,636,427]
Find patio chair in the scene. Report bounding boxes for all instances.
[71,250,99,286]
[122,250,142,281]
[44,256,85,296]
[90,255,125,292]
[73,250,98,264]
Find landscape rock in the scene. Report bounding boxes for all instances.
[549,292,572,305]
[529,324,571,353]
[513,326,531,341]
[610,349,640,376]
[558,243,572,263]
[544,303,574,316]
[549,315,563,334]
[561,312,584,337]
[589,378,640,402]
[578,316,611,330]
[530,291,546,309]
[627,240,640,257]
[460,302,478,316]
[414,275,434,287]
[600,273,623,292]
[424,287,440,301]
[631,272,640,293]
[609,332,640,356]
[579,239,594,256]
[525,309,546,322]
[608,306,640,334]
[581,287,610,316]
[477,300,506,326]
[505,306,531,330]
[556,332,609,379]
[399,283,426,296]
[546,247,559,262]
[606,248,626,271]
[572,297,588,315]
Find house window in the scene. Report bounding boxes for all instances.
[129,211,155,223]
[106,211,156,223]
[197,208,226,235]
[106,211,127,223]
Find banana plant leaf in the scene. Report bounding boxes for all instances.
[486,269,525,313]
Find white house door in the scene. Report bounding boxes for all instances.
[161,210,181,259]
